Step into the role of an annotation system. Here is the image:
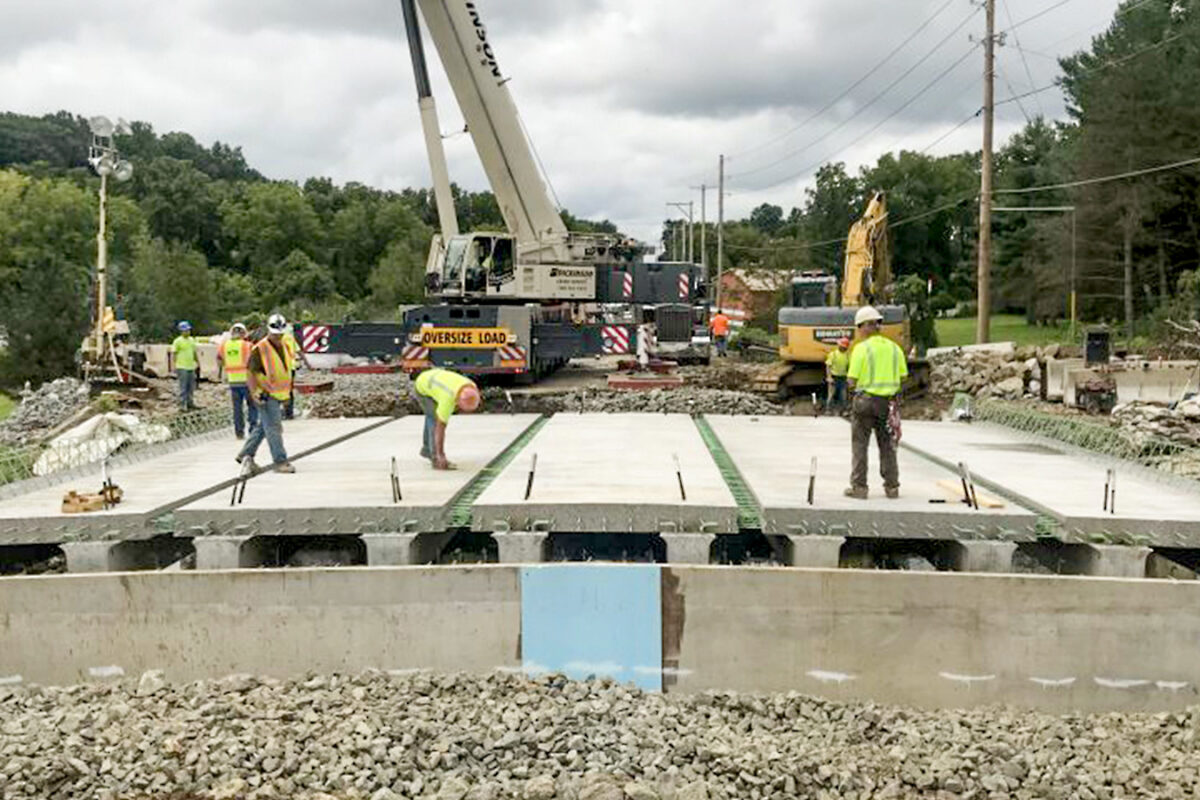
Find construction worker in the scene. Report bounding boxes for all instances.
[710,310,731,357]
[236,314,296,473]
[281,324,312,420]
[412,367,482,470]
[845,306,907,500]
[825,337,851,414]
[218,323,258,439]
[171,321,198,412]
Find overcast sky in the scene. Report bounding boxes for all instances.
[1,0,1123,243]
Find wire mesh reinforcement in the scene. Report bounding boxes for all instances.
[446,414,551,528]
[0,406,230,488]
[972,398,1200,485]
[693,415,762,530]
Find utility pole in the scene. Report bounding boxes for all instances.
[668,200,696,263]
[686,201,694,264]
[717,155,725,310]
[976,0,996,344]
[698,185,707,282]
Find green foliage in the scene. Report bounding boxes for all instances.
[368,238,429,312]
[0,393,14,422]
[930,292,956,315]
[267,249,337,308]
[893,274,937,353]
[124,236,214,340]
[221,181,323,276]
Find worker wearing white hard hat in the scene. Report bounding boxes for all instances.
[218,322,258,439]
[236,313,297,473]
[845,306,908,500]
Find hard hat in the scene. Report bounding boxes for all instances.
[854,306,883,327]
[457,384,482,413]
[231,323,247,334]
[177,320,192,332]
[266,313,288,334]
[838,337,851,348]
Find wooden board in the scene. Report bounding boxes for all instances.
[935,479,1006,509]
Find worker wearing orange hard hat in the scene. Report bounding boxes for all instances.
[412,367,482,470]
[824,336,852,414]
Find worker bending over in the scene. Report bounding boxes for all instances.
[845,306,907,500]
[236,314,296,474]
[825,336,851,414]
[412,367,482,470]
[218,322,257,439]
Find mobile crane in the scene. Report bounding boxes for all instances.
[313,0,708,377]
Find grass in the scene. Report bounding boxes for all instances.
[935,315,1075,348]
[0,392,14,423]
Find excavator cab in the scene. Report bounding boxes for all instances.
[429,233,516,299]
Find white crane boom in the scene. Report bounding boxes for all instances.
[414,0,568,254]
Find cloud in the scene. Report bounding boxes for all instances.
[0,0,1123,242]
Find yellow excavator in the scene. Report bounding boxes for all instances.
[754,191,914,398]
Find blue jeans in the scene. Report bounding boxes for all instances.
[828,376,848,412]
[238,396,288,465]
[229,384,259,437]
[416,393,437,459]
[177,368,196,410]
[715,335,728,357]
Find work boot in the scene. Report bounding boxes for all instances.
[843,486,868,500]
[885,487,900,499]
[275,462,296,474]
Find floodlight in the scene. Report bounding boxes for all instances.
[113,160,133,182]
[92,155,114,176]
[88,115,114,137]
[115,117,132,135]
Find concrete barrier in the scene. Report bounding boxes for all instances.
[3,565,1199,714]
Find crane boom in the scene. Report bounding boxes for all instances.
[413,0,568,254]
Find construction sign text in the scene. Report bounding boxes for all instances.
[419,327,514,349]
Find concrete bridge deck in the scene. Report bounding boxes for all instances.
[0,413,1198,578]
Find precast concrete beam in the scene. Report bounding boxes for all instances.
[493,532,547,564]
[61,537,193,574]
[192,536,270,571]
[786,535,844,568]
[362,532,456,566]
[61,542,131,573]
[1083,544,1151,578]
[951,540,1017,574]
[660,533,714,564]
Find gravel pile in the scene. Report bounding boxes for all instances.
[306,374,416,419]
[549,388,781,416]
[0,378,89,446]
[2,671,1198,800]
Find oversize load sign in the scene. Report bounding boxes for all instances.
[419,327,513,348]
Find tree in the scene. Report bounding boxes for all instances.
[220,182,324,278]
[749,203,784,236]
[368,239,427,313]
[124,236,215,340]
[267,249,338,309]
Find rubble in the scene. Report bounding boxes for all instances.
[1112,399,1200,448]
[1,671,1197,800]
[0,378,89,446]
[305,373,417,419]
[547,388,781,416]
[928,345,1050,400]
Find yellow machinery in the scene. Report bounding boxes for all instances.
[754,191,913,397]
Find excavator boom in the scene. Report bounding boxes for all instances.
[840,191,891,307]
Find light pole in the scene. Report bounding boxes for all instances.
[993,205,1077,335]
[87,116,133,349]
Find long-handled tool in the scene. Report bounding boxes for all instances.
[230,459,253,507]
[957,461,979,510]
[524,453,538,500]
[390,456,402,503]
[1103,468,1116,514]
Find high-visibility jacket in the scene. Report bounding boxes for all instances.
[171,335,198,370]
[847,334,907,397]
[825,347,850,377]
[222,338,250,384]
[710,313,730,337]
[415,368,476,424]
[282,331,299,371]
[252,339,294,401]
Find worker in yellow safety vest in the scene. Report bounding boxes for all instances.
[411,367,482,470]
[236,314,296,473]
[217,323,258,439]
[171,321,199,412]
[281,325,312,420]
[824,336,851,415]
[845,306,908,500]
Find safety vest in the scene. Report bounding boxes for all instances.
[825,348,850,377]
[283,331,299,371]
[848,334,907,397]
[415,368,476,424]
[253,339,293,401]
[223,339,250,384]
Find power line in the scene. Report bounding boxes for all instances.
[740,44,981,193]
[1002,0,1076,33]
[919,107,983,154]
[724,0,962,163]
[997,57,1033,124]
[995,154,1200,194]
[1000,0,1046,118]
[728,6,982,181]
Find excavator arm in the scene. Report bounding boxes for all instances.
[840,191,892,307]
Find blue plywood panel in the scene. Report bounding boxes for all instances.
[520,564,662,692]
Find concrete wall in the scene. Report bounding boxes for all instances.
[0,567,520,686]
[3,565,1200,714]
[669,567,1200,714]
